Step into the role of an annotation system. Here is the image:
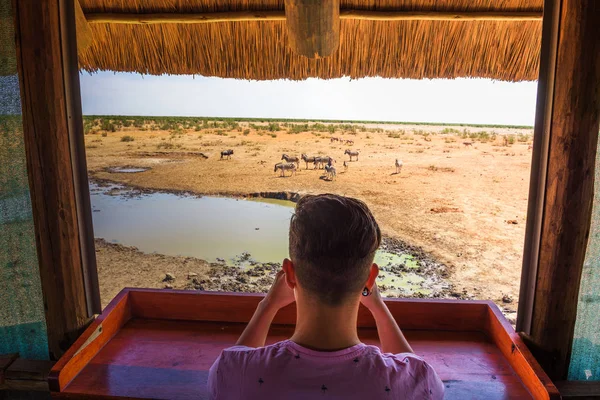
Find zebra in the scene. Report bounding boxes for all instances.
[281,154,300,168]
[330,137,340,143]
[314,156,333,169]
[220,149,234,159]
[325,164,336,181]
[395,159,403,174]
[274,162,297,177]
[345,139,354,145]
[345,149,359,161]
[463,142,473,147]
[301,154,316,169]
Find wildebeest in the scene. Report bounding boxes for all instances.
[330,137,340,143]
[220,149,234,159]
[463,142,473,147]
[281,154,300,168]
[343,161,348,172]
[301,153,316,169]
[345,139,354,145]
[274,162,297,177]
[345,149,359,161]
[395,159,403,174]
[324,164,336,181]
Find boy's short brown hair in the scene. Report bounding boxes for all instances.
[289,194,381,306]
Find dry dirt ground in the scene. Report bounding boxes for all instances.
[85,121,533,317]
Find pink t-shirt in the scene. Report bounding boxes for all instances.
[208,340,444,399]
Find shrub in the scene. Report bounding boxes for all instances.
[517,133,531,142]
[121,135,134,142]
[269,133,277,138]
[101,120,116,132]
[441,127,460,134]
[101,132,107,137]
[243,129,250,136]
[157,142,175,150]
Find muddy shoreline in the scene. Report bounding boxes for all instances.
[92,175,302,202]
[95,235,457,300]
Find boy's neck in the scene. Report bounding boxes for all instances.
[290,295,361,351]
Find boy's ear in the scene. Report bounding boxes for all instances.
[282,258,297,289]
[365,263,379,290]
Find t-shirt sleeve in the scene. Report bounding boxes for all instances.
[207,346,255,400]
[207,354,222,400]
[421,359,445,400]
[392,353,444,400]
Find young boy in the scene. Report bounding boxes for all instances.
[208,194,444,399]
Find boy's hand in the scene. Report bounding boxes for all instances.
[262,270,295,311]
[360,283,385,312]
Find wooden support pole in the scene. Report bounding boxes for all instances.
[13,0,96,359]
[530,0,600,381]
[285,0,340,58]
[84,10,543,25]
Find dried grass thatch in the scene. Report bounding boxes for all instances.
[80,0,542,81]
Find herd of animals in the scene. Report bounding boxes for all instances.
[220,145,403,181]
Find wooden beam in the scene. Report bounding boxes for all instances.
[13,0,94,359]
[340,10,542,21]
[556,381,600,399]
[1,358,54,392]
[285,0,340,58]
[85,10,287,24]
[530,0,600,381]
[84,10,543,25]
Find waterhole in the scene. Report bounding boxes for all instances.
[90,183,435,295]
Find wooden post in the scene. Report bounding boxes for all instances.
[13,0,95,359]
[284,0,340,58]
[529,0,600,380]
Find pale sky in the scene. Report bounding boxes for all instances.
[80,71,538,126]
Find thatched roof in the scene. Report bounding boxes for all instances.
[80,1,543,82]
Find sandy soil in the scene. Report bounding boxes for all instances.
[86,121,532,316]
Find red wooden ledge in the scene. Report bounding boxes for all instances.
[49,288,559,399]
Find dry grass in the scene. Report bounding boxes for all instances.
[78,0,542,82]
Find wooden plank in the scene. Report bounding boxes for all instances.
[84,10,543,24]
[59,320,531,399]
[485,304,560,399]
[556,381,600,399]
[49,290,131,392]
[0,353,19,384]
[60,0,101,316]
[285,0,340,58]
[517,0,561,334]
[12,0,92,359]
[5,359,55,382]
[127,288,488,331]
[531,0,600,380]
